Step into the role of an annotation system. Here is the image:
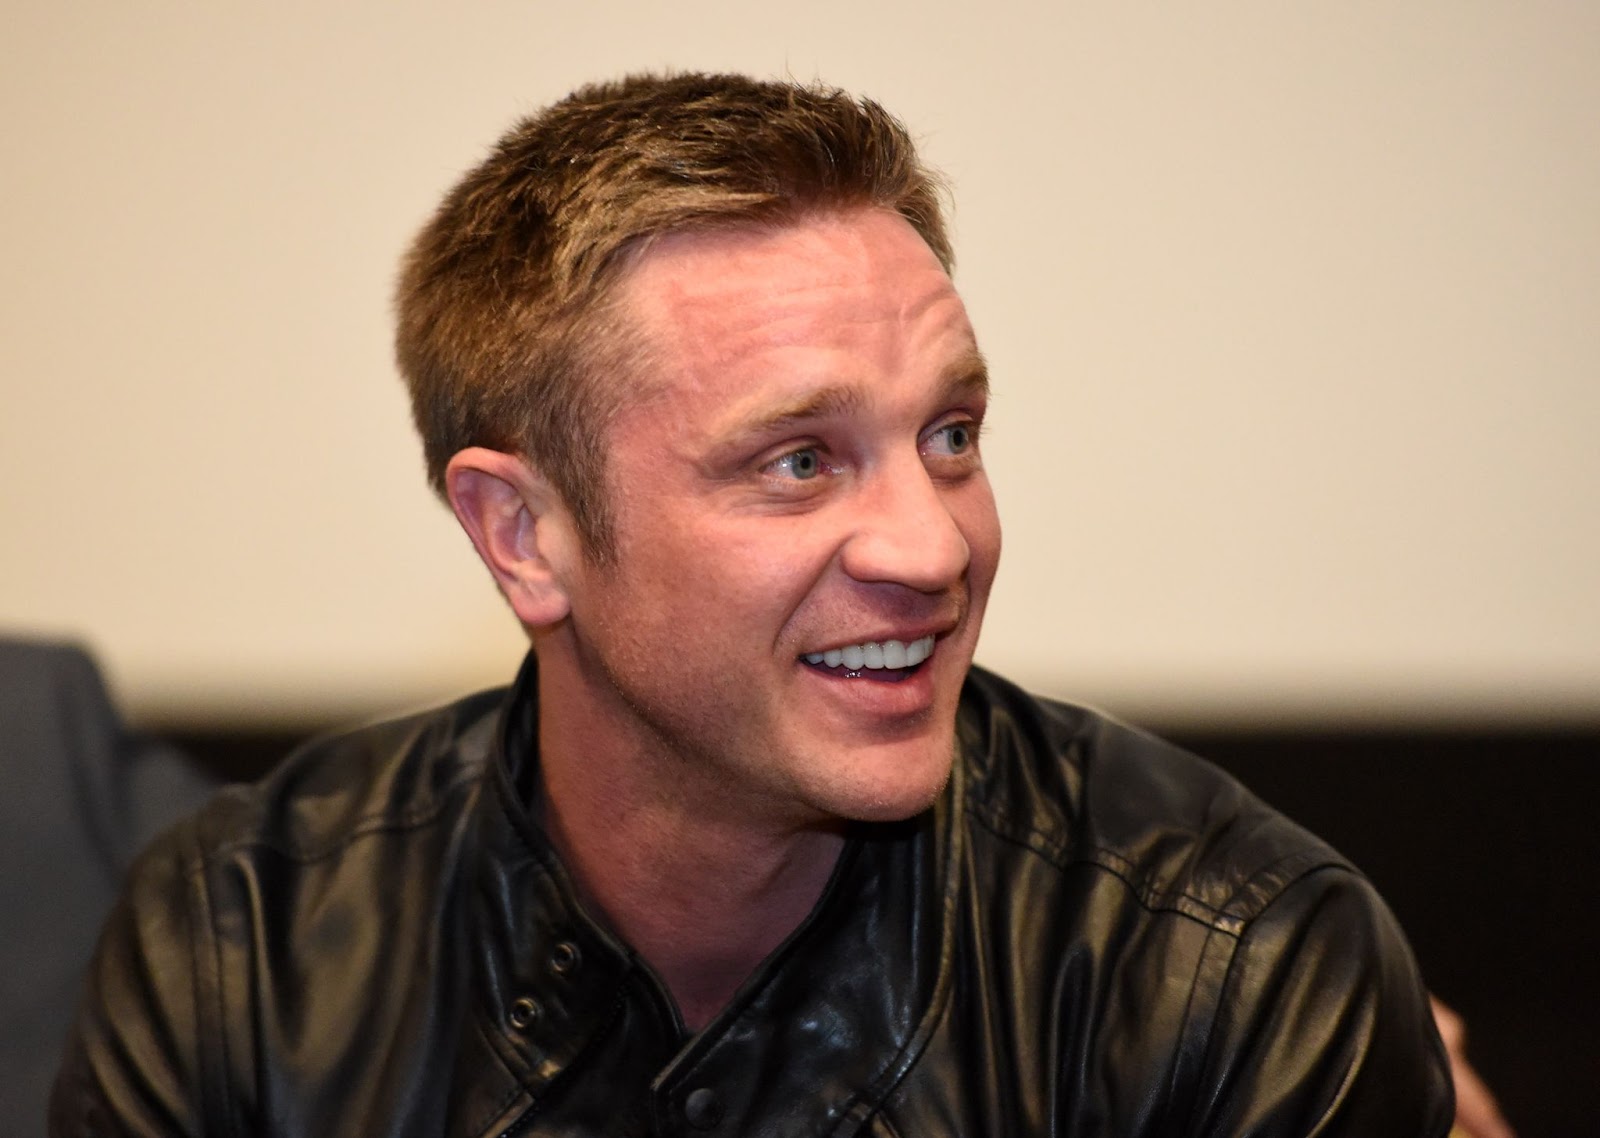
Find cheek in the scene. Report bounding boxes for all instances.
[706,519,841,596]
[957,480,1004,580]
[603,524,817,663]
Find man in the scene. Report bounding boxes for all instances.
[53,73,1454,1136]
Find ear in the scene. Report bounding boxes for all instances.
[446,447,579,629]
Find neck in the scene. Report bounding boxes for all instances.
[532,656,847,1032]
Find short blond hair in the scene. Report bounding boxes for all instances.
[395,72,952,560]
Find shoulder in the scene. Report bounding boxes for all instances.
[49,686,513,1137]
[180,684,508,869]
[947,668,1452,1134]
[956,665,1350,932]
[101,684,511,950]
[48,685,512,1138]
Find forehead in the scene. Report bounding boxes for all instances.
[610,209,977,419]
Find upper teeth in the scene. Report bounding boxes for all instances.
[804,636,934,670]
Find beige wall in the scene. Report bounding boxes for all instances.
[3,2,1596,727]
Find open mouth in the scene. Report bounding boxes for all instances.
[800,636,933,683]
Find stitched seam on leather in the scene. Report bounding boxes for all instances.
[965,801,1351,937]
[1163,919,1236,1134]
[1214,846,1351,921]
[1177,870,1355,1135]
[198,767,484,866]
[185,820,241,1138]
[964,804,1249,933]
[826,758,969,1137]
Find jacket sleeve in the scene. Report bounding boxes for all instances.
[49,823,218,1138]
[1180,865,1454,1138]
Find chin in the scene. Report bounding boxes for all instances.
[841,786,948,825]
[813,739,956,824]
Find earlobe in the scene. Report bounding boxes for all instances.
[445,448,575,629]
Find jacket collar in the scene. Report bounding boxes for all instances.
[453,651,970,1135]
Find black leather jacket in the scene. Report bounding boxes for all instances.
[53,660,1452,1136]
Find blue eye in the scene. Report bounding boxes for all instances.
[774,447,822,480]
[928,422,975,455]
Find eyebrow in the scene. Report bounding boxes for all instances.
[736,385,868,438]
[731,348,991,439]
[941,347,992,402]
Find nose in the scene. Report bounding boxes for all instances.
[839,457,971,594]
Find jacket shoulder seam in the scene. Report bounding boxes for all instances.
[177,815,243,1138]
[965,802,1349,936]
[181,765,485,871]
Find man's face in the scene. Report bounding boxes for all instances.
[557,208,1001,826]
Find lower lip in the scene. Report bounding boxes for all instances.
[796,654,939,716]
[803,660,919,683]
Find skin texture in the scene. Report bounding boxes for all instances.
[447,208,1001,1026]
[1432,998,1518,1138]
